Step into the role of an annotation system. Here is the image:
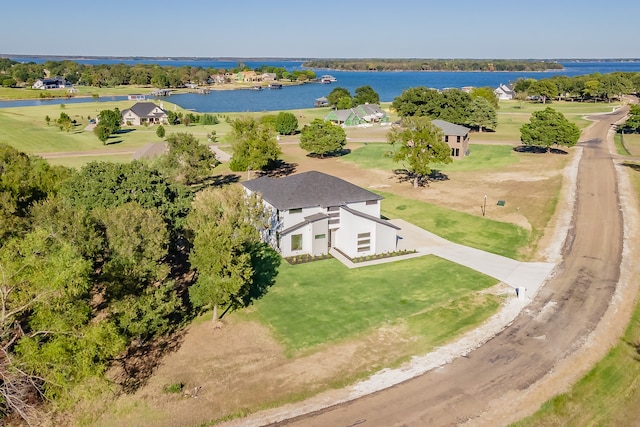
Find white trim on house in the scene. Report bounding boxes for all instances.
[242,171,399,258]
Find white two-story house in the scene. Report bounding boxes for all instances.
[242,171,400,259]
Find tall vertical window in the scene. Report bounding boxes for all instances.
[291,234,303,251]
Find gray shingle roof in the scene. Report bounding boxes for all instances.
[281,212,329,235]
[432,119,470,136]
[242,171,382,210]
[341,206,400,230]
[123,102,166,118]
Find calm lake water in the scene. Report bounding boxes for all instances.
[2,58,640,112]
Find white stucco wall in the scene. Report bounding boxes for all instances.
[336,208,376,259]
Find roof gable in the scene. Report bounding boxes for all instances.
[126,102,166,118]
[242,171,382,210]
[432,119,470,136]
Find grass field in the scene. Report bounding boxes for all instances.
[620,132,640,157]
[513,161,640,427]
[341,143,519,173]
[379,191,530,259]
[243,256,499,354]
[472,100,621,142]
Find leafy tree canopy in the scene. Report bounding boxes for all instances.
[274,112,298,135]
[161,132,219,185]
[59,161,192,231]
[186,186,268,324]
[299,119,347,156]
[387,116,452,187]
[227,117,281,174]
[520,107,580,151]
[353,85,380,106]
[327,87,351,107]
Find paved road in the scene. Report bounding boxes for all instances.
[278,108,629,426]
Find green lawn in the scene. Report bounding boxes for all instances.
[621,132,640,156]
[45,153,134,169]
[472,100,621,142]
[0,102,223,154]
[244,256,499,353]
[379,191,530,259]
[341,143,518,172]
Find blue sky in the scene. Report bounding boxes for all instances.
[2,0,638,59]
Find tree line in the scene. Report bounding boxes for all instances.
[0,58,316,88]
[303,59,564,72]
[0,132,279,423]
[513,72,640,103]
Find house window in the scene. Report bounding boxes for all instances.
[451,148,456,156]
[358,239,371,245]
[457,135,461,143]
[357,232,370,239]
[454,148,460,157]
[366,200,378,206]
[289,208,302,214]
[327,206,340,212]
[291,234,303,251]
[444,135,449,142]
[328,219,340,225]
[314,234,326,239]
[358,246,370,252]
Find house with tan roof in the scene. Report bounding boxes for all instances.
[242,171,399,259]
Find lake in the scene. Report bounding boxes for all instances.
[2,58,640,112]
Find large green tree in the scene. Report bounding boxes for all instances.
[468,97,498,132]
[470,86,499,109]
[274,112,298,135]
[353,85,380,106]
[227,117,281,177]
[0,228,125,420]
[186,186,266,325]
[161,132,219,185]
[520,107,580,151]
[327,87,352,107]
[387,117,452,188]
[299,119,347,156]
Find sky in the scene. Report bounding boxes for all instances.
[1,0,639,59]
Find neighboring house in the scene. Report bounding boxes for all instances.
[324,104,389,127]
[314,96,329,107]
[237,71,259,82]
[32,76,71,89]
[432,119,470,159]
[495,83,515,100]
[121,102,168,126]
[242,171,400,259]
[261,72,277,82]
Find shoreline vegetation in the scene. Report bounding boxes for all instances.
[301,59,565,72]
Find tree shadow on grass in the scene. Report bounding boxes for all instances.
[621,162,640,172]
[513,145,569,155]
[105,139,123,146]
[259,160,298,177]
[306,148,351,159]
[241,243,280,308]
[392,168,449,187]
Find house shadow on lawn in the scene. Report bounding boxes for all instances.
[513,145,569,155]
[392,168,449,187]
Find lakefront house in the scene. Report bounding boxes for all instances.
[432,119,470,159]
[241,171,400,259]
[120,102,168,126]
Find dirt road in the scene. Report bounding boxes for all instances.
[278,109,629,426]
